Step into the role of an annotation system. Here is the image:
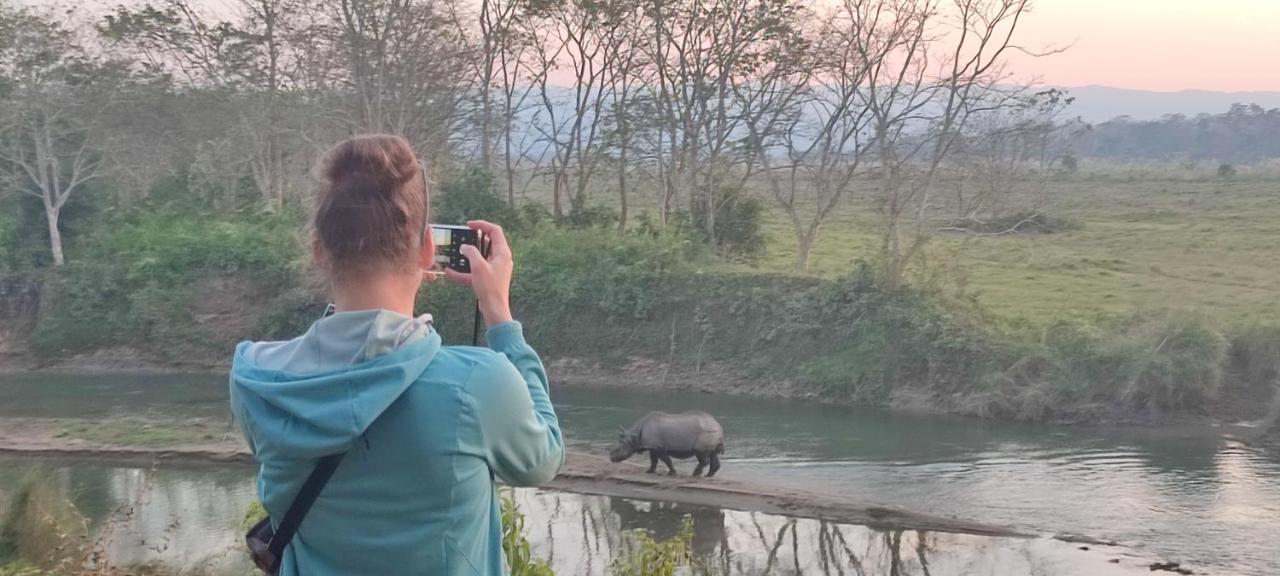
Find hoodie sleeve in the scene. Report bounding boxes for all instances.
[465,322,564,486]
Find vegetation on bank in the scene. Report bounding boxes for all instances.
[2,169,1278,424]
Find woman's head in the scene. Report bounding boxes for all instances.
[313,135,430,281]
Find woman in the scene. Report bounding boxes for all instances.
[230,135,564,575]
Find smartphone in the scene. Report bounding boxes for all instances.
[429,224,484,273]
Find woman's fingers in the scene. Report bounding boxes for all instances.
[459,244,489,271]
[468,220,510,258]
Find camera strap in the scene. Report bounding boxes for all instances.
[266,452,346,564]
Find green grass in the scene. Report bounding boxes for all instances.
[507,167,1280,327]
[752,178,1280,327]
[58,417,217,447]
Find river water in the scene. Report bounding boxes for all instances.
[1,372,1277,575]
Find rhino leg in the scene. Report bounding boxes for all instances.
[657,451,678,476]
[647,452,659,474]
[708,453,721,477]
[693,453,708,477]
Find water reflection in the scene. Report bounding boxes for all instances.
[510,490,1147,576]
[0,460,1154,576]
[6,375,1278,573]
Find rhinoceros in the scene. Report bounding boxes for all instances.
[609,411,725,477]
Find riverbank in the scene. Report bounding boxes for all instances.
[4,216,1279,427]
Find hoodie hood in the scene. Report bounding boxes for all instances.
[230,310,441,459]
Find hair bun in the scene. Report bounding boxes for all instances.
[322,134,419,193]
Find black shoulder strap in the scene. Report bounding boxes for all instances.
[268,452,346,560]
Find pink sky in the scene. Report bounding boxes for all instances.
[1009,0,1280,91]
[40,0,1280,92]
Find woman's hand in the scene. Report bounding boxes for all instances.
[445,220,514,329]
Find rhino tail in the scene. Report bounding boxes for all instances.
[716,441,725,454]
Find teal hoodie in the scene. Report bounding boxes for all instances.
[230,310,564,575]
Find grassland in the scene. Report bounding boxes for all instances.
[529,169,1280,328]
[751,176,1280,327]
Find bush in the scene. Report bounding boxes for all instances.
[1217,163,1236,178]
[1228,325,1280,387]
[500,492,554,576]
[564,203,618,230]
[684,185,765,262]
[1108,313,1228,415]
[434,169,519,228]
[610,515,698,576]
[0,470,87,572]
[1004,312,1230,420]
[29,208,305,356]
[513,227,699,321]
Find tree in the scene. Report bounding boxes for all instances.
[0,6,121,266]
[474,0,539,206]
[843,0,1047,282]
[740,4,875,272]
[325,0,475,178]
[100,0,324,210]
[946,88,1078,230]
[640,0,800,242]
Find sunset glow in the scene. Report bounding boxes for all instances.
[1009,0,1280,91]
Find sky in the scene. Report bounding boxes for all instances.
[1008,0,1280,92]
[29,0,1280,92]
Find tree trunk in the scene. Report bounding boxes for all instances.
[795,231,815,273]
[617,139,628,233]
[45,204,64,267]
[552,171,563,219]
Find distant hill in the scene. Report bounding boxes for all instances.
[1060,86,1280,123]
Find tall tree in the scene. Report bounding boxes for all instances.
[740,4,876,272]
[845,0,1045,281]
[0,6,122,266]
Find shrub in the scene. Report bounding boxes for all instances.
[1227,324,1280,387]
[564,203,618,230]
[684,185,765,262]
[610,515,698,576]
[500,492,554,576]
[514,227,699,321]
[0,470,87,572]
[1015,313,1229,419]
[1217,163,1236,178]
[434,169,519,228]
[1109,313,1228,415]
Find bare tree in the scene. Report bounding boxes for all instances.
[641,0,799,243]
[101,0,323,209]
[326,0,475,177]
[740,5,876,272]
[945,88,1077,231]
[842,0,1045,282]
[0,6,120,266]
[473,0,540,206]
[526,0,644,220]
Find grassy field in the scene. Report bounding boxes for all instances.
[510,169,1280,327]
[752,177,1280,326]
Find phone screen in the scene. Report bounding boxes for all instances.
[430,225,479,273]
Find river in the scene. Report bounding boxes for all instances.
[0,372,1277,575]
